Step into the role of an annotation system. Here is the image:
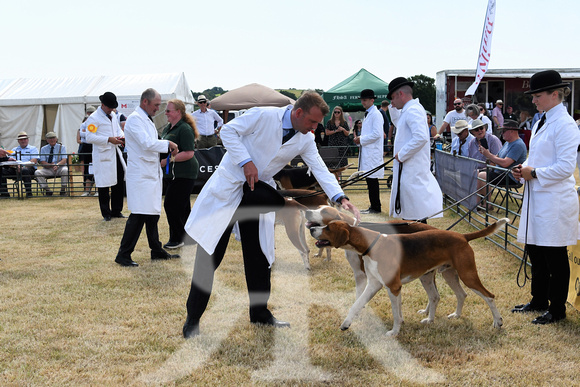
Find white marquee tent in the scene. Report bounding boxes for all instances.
[0,72,193,153]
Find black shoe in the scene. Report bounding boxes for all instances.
[360,208,381,214]
[252,316,291,328]
[26,192,33,198]
[511,302,548,313]
[115,258,139,267]
[531,311,565,325]
[163,241,185,249]
[103,216,112,221]
[45,190,53,197]
[111,213,127,218]
[60,189,67,196]
[183,317,200,338]
[151,250,180,260]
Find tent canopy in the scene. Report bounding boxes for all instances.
[322,68,390,115]
[0,73,193,153]
[209,83,295,111]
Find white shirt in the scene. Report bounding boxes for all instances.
[444,110,467,140]
[193,108,224,136]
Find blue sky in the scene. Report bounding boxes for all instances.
[2,0,578,91]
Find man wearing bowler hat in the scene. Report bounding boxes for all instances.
[511,70,580,324]
[387,77,442,222]
[354,89,384,214]
[182,91,360,338]
[85,92,127,220]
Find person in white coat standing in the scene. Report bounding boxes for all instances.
[387,77,443,222]
[114,88,179,267]
[85,92,127,221]
[512,70,580,324]
[182,91,360,338]
[354,89,384,214]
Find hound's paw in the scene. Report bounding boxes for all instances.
[420,317,434,324]
[386,329,399,337]
[493,318,503,329]
[447,312,461,319]
[417,308,428,315]
[340,322,351,331]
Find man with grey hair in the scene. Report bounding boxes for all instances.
[114,88,179,267]
[465,103,492,134]
[35,132,69,196]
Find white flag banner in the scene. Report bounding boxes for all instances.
[465,0,497,96]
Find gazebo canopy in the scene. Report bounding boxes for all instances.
[209,83,295,111]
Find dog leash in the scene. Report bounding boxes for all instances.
[361,233,381,256]
[394,162,402,215]
[516,180,531,288]
[290,157,395,200]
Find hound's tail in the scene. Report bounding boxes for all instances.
[463,218,509,242]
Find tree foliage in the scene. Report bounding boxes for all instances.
[408,74,436,114]
[191,87,226,101]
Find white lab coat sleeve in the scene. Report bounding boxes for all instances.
[398,106,428,163]
[220,108,264,166]
[360,112,383,147]
[300,140,343,200]
[536,120,580,188]
[85,115,110,147]
[125,115,168,154]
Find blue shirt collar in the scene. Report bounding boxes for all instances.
[282,108,293,130]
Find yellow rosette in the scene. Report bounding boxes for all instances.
[87,124,97,133]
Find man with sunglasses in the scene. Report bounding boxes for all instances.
[437,98,466,141]
[467,119,501,163]
[193,95,223,149]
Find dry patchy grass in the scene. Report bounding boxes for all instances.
[1,192,579,386]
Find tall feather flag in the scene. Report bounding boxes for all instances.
[465,0,497,96]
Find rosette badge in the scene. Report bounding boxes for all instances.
[87,124,97,133]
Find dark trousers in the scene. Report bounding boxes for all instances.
[164,178,195,244]
[186,215,273,324]
[116,213,164,261]
[527,244,570,316]
[366,177,381,211]
[98,154,125,218]
[0,165,9,197]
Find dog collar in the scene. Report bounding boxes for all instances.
[361,234,381,256]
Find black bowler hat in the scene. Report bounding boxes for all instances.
[387,77,415,99]
[99,91,118,108]
[358,89,377,100]
[240,180,285,214]
[524,70,570,94]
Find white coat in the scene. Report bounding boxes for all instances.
[517,103,580,246]
[358,105,385,179]
[124,107,169,215]
[390,99,443,219]
[185,105,344,265]
[84,107,126,187]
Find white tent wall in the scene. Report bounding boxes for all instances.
[0,105,43,150]
[0,72,193,152]
[54,104,85,153]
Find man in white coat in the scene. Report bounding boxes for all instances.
[114,89,179,267]
[182,91,360,338]
[354,89,384,214]
[387,77,443,222]
[85,92,127,221]
[512,70,580,324]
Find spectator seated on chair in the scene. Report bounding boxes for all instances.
[8,131,39,197]
[476,119,528,209]
[34,132,69,197]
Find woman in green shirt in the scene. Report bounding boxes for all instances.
[161,99,199,249]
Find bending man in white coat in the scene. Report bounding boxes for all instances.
[114,88,179,267]
[84,92,127,221]
[387,77,443,222]
[354,89,384,214]
[182,91,360,338]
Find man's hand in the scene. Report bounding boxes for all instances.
[354,137,360,145]
[243,161,259,190]
[168,141,179,156]
[108,136,124,145]
[341,199,361,225]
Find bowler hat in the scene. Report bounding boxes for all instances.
[500,119,519,130]
[451,120,470,134]
[358,89,377,100]
[99,92,118,109]
[387,77,414,99]
[17,131,29,140]
[239,180,285,214]
[525,70,570,94]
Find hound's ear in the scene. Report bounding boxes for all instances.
[328,222,349,247]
